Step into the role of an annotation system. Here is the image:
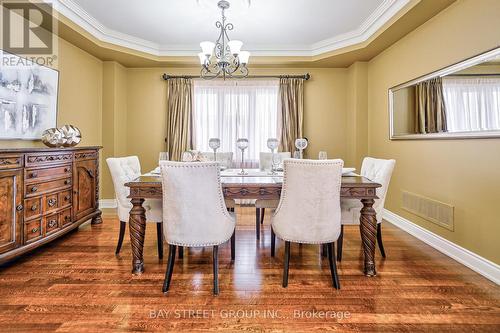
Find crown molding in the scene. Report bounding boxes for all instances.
[49,0,415,57]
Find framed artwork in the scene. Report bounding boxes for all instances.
[0,50,59,140]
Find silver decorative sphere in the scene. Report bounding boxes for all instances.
[42,128,66,147]
[60,125,81,147]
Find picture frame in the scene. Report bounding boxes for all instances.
[0,50,59,140]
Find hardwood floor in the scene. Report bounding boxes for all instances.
[0,207,499,332]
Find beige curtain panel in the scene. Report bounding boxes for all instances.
[278,78,304,152]
[166,78,194,161]
[415,77,448,134]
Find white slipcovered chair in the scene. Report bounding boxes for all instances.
[337,157,396,261]
[106,156,163,258]
[271,159,344,289]
[159,161,236,295]
[254,152,291,239]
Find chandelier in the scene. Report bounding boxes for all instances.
[198,0,250,79]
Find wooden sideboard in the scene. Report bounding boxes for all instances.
[0,147,102,265]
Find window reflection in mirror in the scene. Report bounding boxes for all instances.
[390,48,500,139]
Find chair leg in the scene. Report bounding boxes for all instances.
[283,241,291,288]
[255,208,261,239]
[337,225,344,262]
[178,246,184,259]
[260,208,265,224]
[271,227,276,257]
[156,222,163,259]
[213,245,219,295]
[327,242,340,289]
[115,221,126,255]
[162,245,176,293]
[231,230,235,261]
[321,244,327,257]
[377,223,386,258]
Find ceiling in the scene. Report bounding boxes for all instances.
[54,0,416,57]
[52,0,457,67]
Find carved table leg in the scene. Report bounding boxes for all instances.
[91,210,103,225]
[129,198,146,274]
[360,198,377,277]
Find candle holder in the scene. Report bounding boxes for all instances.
[267,138,279,174]
[208,138,221,161]
[295,138,308,159]
[236,138,249,175]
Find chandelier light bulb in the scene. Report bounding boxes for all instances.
[200,41,215,56]
[198,52,207,65]
[239,51,250,64]
[228,40,243,55]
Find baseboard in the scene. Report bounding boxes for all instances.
[383,209,500,285]
[99,199,117,209]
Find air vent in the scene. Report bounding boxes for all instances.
[402,191,454,231]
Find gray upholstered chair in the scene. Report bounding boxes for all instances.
[159,161,236,295]
[271,159,344,289]
[337,157,395,261]
[106,156,163,258]
[254,152,291,239]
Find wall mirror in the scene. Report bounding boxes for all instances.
[389,47,500,140]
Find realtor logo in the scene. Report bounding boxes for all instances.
[1,0,55,55]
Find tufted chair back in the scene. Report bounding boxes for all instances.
[107,156,163,222]
[271,159,344,244]
[107,156,141,217]
[200,152,234,169]
[360,157,396,223]
[259,152,291,171]
[159,161,235,247]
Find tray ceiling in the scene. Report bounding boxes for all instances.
[51,0,415,57]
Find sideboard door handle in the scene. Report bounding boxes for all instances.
[16,204,23,211]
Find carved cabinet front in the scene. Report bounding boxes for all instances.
[0,169,23,254]
[73,158,98,221]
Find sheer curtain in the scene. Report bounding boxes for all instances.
[442,77,500,132]
[193,79,279,167]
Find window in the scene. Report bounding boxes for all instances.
[442,77,500,132]
[193,79,279,167]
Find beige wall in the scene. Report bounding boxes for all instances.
[101,61,127,199]
[0,37,103,149]
[346,62,369,169]
[125,67,350,178]
[367,0,500,263]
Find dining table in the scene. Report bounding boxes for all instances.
[125,168,382,277]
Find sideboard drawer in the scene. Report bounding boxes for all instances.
[60,208,72,228]
[45,193,59,213]
[24,197,42,221]
[44,213,60,236]
[24,218,43,244]
[25,152,73,167]
[0,154,23,170]
[59,190,72,208]
[25,177,72,198]
[25,164,72,182]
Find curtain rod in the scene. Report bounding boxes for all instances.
[162,73,311,81]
